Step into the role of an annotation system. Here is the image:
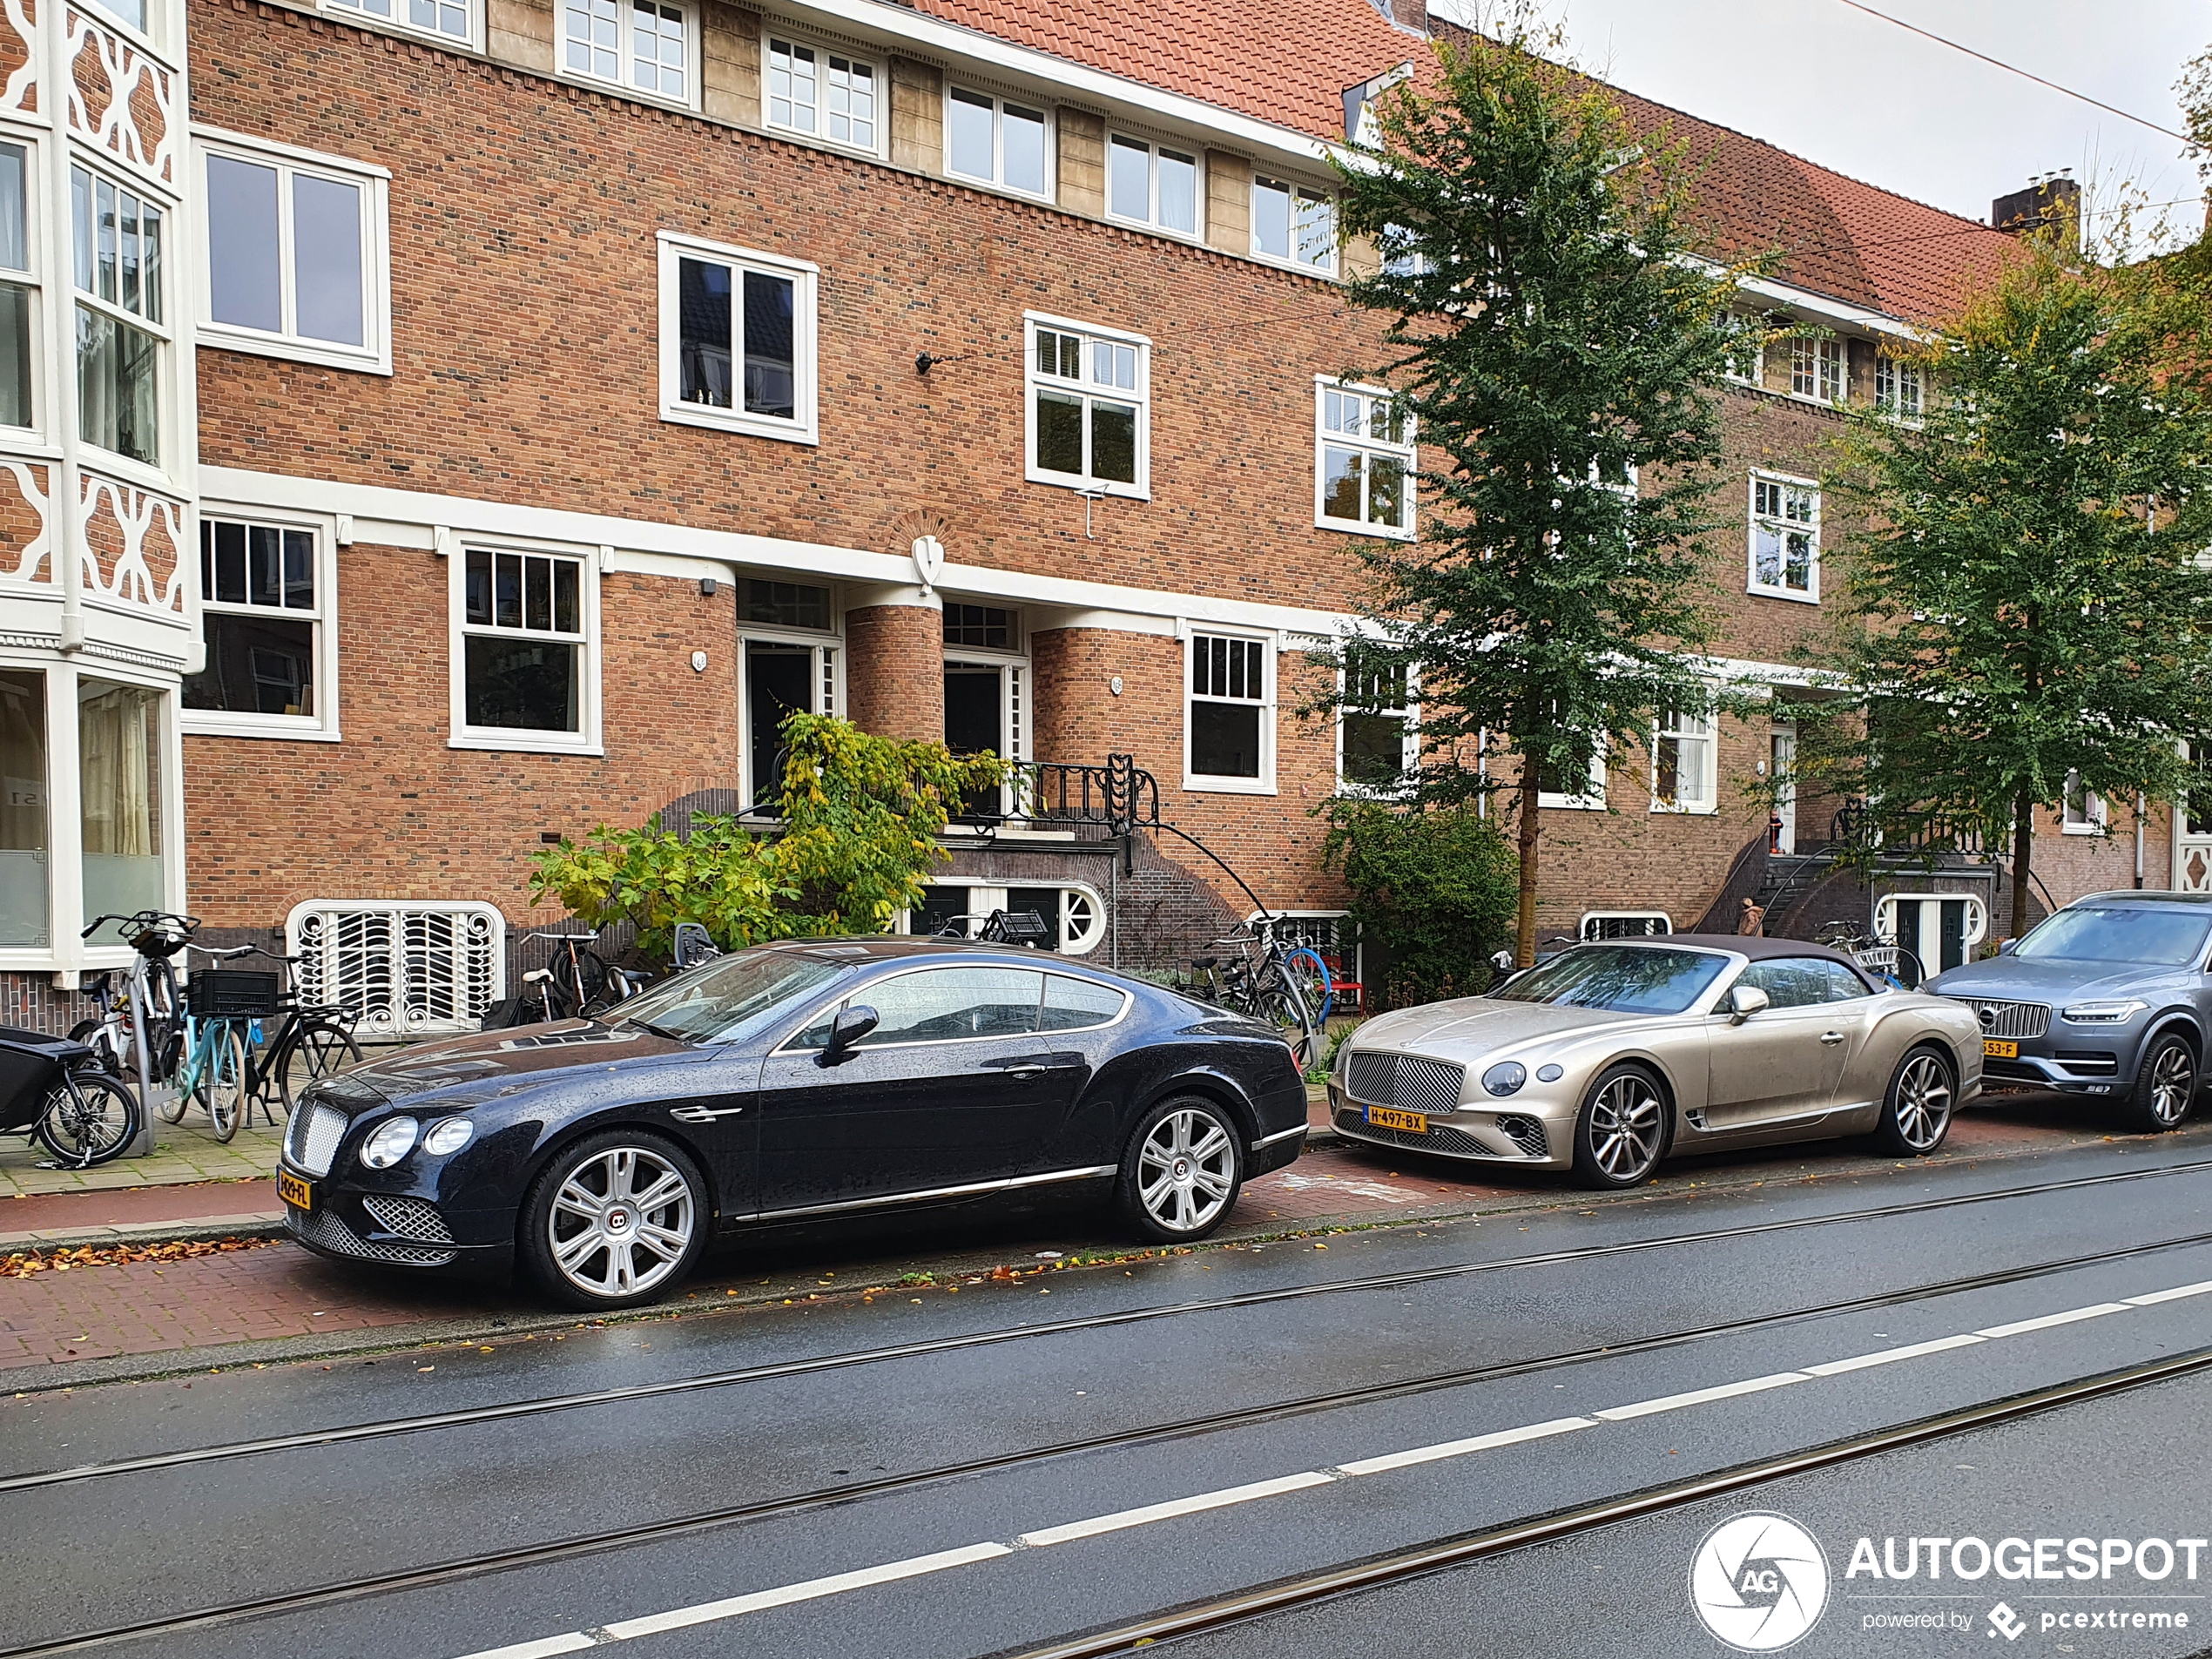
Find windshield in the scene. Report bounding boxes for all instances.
[1492,945,1731,1015]
[610,948,852,1043]
[2013,907,2212,968]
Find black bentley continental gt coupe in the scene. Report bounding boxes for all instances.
[279,938,1310,1308]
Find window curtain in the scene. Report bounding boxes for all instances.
[79,682,157,856]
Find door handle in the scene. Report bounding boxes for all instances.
[1819,1031,1845,1046]
[1000,1065,1047,1082]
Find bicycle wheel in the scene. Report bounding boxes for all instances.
[1282,948,1335,1025]
[1258,979,1318,1073]
[155,1022,192,1123]
[197,1025,250,1143]
[280,1020,364,1113]
[1888,948,1925,992]
[35,1068,142,1168]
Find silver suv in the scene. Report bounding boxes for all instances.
[1925,892,2212,1132]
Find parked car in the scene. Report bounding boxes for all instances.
[278,938,1309,1307]
[1926,890,2212,1132]
[1330,935,1983,1188]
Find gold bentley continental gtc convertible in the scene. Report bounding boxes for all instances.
[1329,935,1985,1188]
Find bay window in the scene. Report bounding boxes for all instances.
[78,678,165,933]
[72,165,163,467]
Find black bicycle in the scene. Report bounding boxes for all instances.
[189,943,365,1118]
[0,1026,143,1168]
[1177,925,1321,1073]
[515,932,647,1024]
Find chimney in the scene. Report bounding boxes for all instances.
[1991,172,2081,248]
[1388,0,1427,30]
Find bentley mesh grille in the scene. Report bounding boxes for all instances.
[1494,1115,1549,1158]
[1344,1052,1467,1114]
[288,1204,456,1267]
[285,1103,349,1178]
[361,1194,456,1244]
[1335,1107,1494,1157]
[1951,998,2051,1040]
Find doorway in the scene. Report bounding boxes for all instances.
[1877,893,1987,976]
[1770,725,1797,854]
[745,641,813,807]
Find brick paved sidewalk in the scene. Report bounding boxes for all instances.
[0,1117,282,1199]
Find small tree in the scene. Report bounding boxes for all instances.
[530,713,1007,956]
[1323,802,1518,1008]
[1787,233,2212,935]
[1324,19,1749,963]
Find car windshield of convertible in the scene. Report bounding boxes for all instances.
[2013,907,2212,967]
[1492,946,1731,1015]
[612,950,852,1043]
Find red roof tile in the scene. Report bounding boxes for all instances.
[907,0,2019,324]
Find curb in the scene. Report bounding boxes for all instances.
[0,1213,286,1255]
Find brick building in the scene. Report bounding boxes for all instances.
[0,0,2177,1032]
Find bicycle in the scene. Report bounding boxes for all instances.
[516,932,646,1024]
[1177,924,1325,1073]
[1814,921,1925,991]
[77,912,199,1143]
[0,1027,144,1169]
[160,944,260,1143]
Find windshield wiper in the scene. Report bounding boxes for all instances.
[622,1015,692,1041]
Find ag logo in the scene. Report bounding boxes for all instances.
[1689,1512,1831,1651]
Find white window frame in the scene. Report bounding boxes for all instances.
[1103,132,1202,240]
[446,537,603,756]
[1874,353,1924,423]
[1315,377,1414,538]
[1651,700,1717,815]
[0,134,44,440]
[657,231,819,446]
[558,0,698,109]
[942,85,1053,200]
[1251,175,1336,273]
[1336,651,1417,797]
[2061,772,2107,834]
[738,600,840,810]
[70,158,170,477]
[192,129,392,376]
[1184,627,1276,795]
[1790,335,1844,403]
[1721,313,1763,388]
[1537,744,1607,811]
[182,507,342,742]
[901,878,1108,956]
[1579,910,1672,941]
[761,29,883,157]
[319,0,474,50]
[1022,311,1150,500]
[1749,470,1821,604]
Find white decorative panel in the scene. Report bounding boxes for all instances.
[78,471,185,611]
[66,7,177,186]
[287,900,507,1038]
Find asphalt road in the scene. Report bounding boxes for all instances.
[10,1131,2212,1659]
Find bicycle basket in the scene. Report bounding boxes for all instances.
[186,970,283,1017]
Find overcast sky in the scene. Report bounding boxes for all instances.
[1436,0,2209,252]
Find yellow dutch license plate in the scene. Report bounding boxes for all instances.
[1366,1105,1428,1134]
[1984,1039,2019,1060]
[278,1170,314,1211]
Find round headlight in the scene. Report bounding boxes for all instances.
[422,1116,475,1157]
[1482,1062,1527,1097]
[1535,1063,1564,1083]
[360,1116,420,1170]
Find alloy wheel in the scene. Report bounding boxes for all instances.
[1136,1108,1236,1234]
[1892,1052,1953,1150]
[2150,1042,2195,1127]
[545,1146,697,1299]
[1588,1075,1663,1181]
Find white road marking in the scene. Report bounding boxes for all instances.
[442,1269,2212,1659]
[600,1543,1014,1639]
[1593,1371,1808,1420]
[1975,1302,2133,1339]
[1334,1415,1594,1476]
[1802,1332,1986,1376]
[1018,1473,1335,1548]
[2125,1278,2212,1306]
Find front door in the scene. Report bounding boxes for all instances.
[752,965,1087,1215]
[1770,726,1797,854]
[745,641,813,807]
[1703,957,1854,1129]
[944,662,1005,820]
[2179,743,2212,892]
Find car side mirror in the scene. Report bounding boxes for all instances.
[1996,939,2016,956]
[1727,984,1770,1023]
[819,1005,879,1065]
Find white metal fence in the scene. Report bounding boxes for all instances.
[286,900,505,1039]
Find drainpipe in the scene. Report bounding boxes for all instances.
[1476,727,1488,818]
[2136,793,2147,889]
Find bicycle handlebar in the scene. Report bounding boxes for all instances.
[517,932,603,944]
[82,910,201,941]
[186,943,260,961]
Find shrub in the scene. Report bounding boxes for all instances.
[1323,803,1519,1010]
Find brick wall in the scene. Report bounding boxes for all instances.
[843,605,944,744]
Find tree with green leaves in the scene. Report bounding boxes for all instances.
[1323,19,1749,963]
[1322,801,1518,1008]
[529,712,1007,958]
[1785,232,2212,937]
